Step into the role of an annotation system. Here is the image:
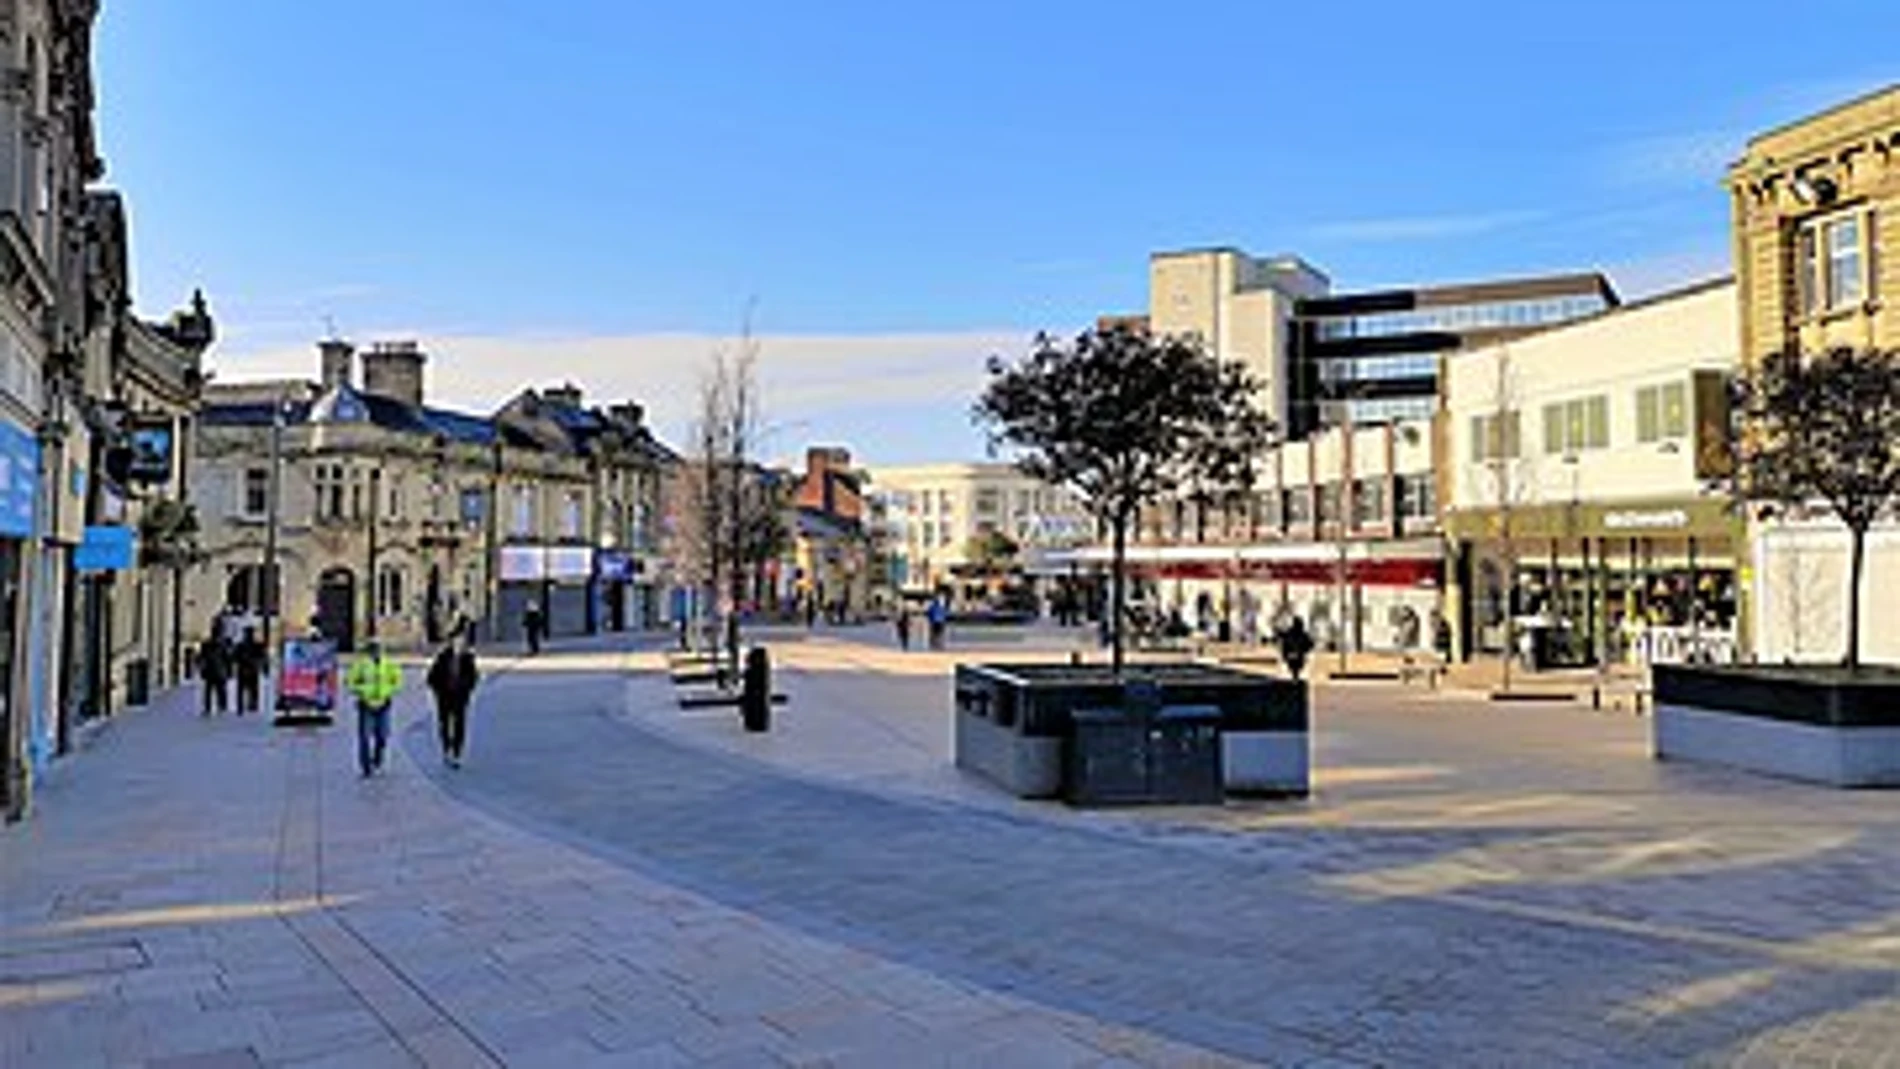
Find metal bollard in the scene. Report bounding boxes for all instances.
[741,647,771,733]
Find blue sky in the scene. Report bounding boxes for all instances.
[95,2,1897,462]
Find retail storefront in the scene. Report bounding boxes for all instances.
[1065,539,1444,652]
[1444,497,1741,667]
[1,415,39,820]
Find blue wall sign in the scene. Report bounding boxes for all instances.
[0,417,38,538]
[75,525,135,572]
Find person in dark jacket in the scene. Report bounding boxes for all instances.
[1278,616,1316,682]
[895,607,913,651]
[199,630,231,717]
[522,600,544,655]
[426,631,480,768]
[233,627,269,715]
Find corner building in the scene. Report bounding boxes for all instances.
[1727,83,1900,664]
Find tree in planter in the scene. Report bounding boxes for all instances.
[974,325,1274,672]
[1728,346,1900,670]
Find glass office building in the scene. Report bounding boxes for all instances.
[1288,274,1617,437]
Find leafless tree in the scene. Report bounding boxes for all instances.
[672,307,782,672]
[1478,346,1537,692]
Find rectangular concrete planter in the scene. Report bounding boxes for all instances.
[1222,731,1310,797]
[1652,664,1900,787]
[953,663,1308,799]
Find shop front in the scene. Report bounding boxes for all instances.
[1445,497,1741,667]
[1,415,38,820]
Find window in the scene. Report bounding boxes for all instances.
[1470,412,1520,462]
[1398,474,1436,520]
[378,567,406,618]
[387,479,402,520]
[974,489,1000,515]
[1798,210,1876,314]
[1542,395,1610,455]
[512,485,535,536]
[241,468,268,518]
[1826,214,1863,308]
[1317,483,1342,525]
[1353,479,1386,526]
[561,491,584,539]
[1636,382,1689,443]
[1284,487,1312,524]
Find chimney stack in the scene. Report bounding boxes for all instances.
[318,338,355,391]
[360,340,427,408]
[543,383,583,409]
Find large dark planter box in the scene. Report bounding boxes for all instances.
[953,663,1308,799]
[1652,664,1900,787]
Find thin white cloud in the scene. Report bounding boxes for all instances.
[1605,243,1733,301]
[207,328,1031,456]
[1308,210,1543,243]
[1603,130,1739,188]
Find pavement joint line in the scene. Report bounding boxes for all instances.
[1430,888,1900,974]
[265,714,504,1068]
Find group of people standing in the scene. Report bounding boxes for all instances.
[196,620,270,717]
[893,596,950,651]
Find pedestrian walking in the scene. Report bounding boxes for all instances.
[233,627,269,715]
[804,595,818,629]
[895,607,912,651]
[198,629,231,717]
[426,630,480,769]
[522,600,544,656]
[926,596,948,651]
[345,639,403,777]
[1278,616,1315,682]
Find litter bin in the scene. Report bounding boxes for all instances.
[1149,705,1223,804]
[1066,702,1222,806]
[125,658,151,708]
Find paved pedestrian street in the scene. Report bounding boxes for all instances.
[6,631,1900,1066]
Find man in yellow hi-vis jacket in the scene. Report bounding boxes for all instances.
[345,639,403,777]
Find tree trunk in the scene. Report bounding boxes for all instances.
[1846,523,1866,671]
[1111,514,1127,676]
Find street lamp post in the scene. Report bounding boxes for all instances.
[261,396,285,703]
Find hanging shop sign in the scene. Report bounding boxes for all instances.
[0,416,36,538]
[596,549,635,582]
[124,417,177,485]
[75,524,135,572]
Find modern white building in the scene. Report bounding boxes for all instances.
[865,462,1091,597]
[1442,277,1741,666]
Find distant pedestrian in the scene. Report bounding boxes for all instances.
[1278,616,1315,682]
[233,627,269,715]
[345,639,403,777]
[522,600,544,656]
[426,630,480,769]
[895,608,912,651]
[198,629,231,717]
[926,597,948,651]
[804,596,818,629]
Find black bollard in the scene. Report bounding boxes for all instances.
[741,646,771,733]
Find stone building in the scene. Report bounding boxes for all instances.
[188,341,673,655]
[3,1,221,820]
[1727,84,1900,665]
